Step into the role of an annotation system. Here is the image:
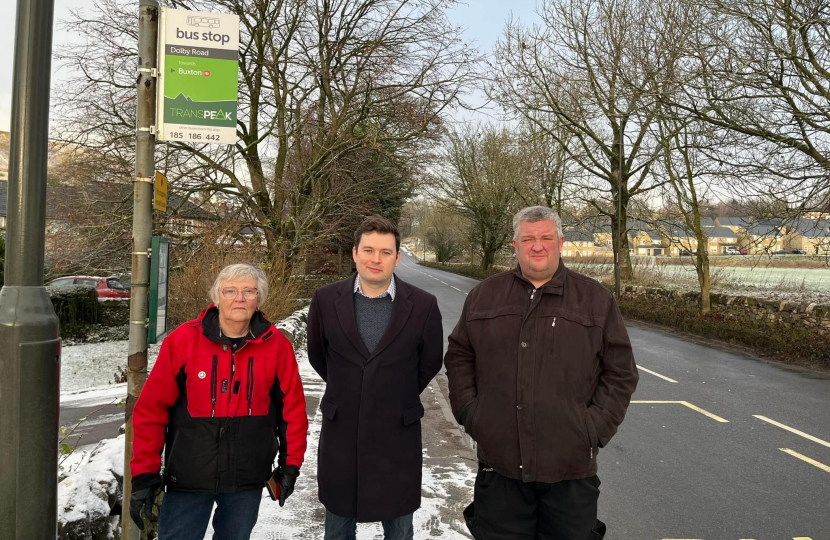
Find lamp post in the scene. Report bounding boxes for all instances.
[0,0,61,538]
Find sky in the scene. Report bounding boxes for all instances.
[0,0,541,134]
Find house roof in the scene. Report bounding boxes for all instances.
[563,229,594,242]
[702,225,737,239]
[790,219,830,238]
[746,224,781,237]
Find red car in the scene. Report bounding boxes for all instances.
[48,276,131,299]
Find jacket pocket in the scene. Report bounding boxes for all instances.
[321,398,337,420]
[402,403,425,425]
[582,407,598,457]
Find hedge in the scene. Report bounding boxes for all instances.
[47,285,100,340]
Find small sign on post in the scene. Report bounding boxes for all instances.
[154,171,168,212]
[156,8,239,145]
[148,236,171,344]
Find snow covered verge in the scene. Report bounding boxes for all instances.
[56,308,310,540]
[58,429,125,540]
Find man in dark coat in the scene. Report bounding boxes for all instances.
[445,206,639,540]
[307,214,444,540]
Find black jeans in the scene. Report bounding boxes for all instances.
[463,464,606,540]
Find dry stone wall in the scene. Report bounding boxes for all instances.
[621,286,830,336]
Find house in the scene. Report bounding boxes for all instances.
[561,228,595,257]
[628,220,665,256]
[783,219,830,254]
[742,223,783,254]
[701,226,739,254]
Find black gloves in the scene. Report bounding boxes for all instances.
[275,465,300,507]
[129,474,160,531]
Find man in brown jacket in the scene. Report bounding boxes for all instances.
[445,206,639,540]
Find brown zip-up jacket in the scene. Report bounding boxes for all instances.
[445,262,638,484]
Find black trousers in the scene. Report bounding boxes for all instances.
[463,464,606,540]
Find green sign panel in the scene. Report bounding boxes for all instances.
[148,236,170,344]
[157,8,239,144]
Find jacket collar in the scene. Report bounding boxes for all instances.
[196,305,275,346]
[512,260,566,295]
[334,273,413,362]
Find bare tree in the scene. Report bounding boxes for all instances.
[52,0,479,271]
[488,0,687,281]
[433,125,525,270]
[678,0,830,216]
[423,202,466,264]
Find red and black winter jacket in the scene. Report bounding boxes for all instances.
[131,306,308,494]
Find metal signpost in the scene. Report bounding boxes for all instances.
[148,236,170,344]
[0,0,61,538]
[156,8,240,145]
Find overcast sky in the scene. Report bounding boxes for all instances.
[0,0,540,133]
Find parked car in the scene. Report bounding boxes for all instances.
[48,276,130,299]
[679,249,697,256]
[771,249,789,255]
[739,249,748,255]
[725,248,742,255]
[791,249,807,255]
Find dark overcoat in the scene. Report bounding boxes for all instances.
[307,274,443,522]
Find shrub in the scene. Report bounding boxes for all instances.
[167,228,300,329]
[47,285,99,339]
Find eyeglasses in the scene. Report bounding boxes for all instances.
[221,288,259,300]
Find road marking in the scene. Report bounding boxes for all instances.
[753,415,830,448]
[638,366,678,383]
[631,401,729,422]
[450,286,462,292]
[440,281,448,285]
[779,449,830,473]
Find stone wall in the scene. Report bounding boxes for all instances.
[621,285,830,336]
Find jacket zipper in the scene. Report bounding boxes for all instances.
[211,355,218,418]
[247,356,255,416]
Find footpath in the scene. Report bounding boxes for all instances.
[234,345,477,540]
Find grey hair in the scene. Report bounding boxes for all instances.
[209,263,269,307]
[512,206,563,241]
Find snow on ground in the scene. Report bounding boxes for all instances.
[61,340,163,395]
[58,434,124,539]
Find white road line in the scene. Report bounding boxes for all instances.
[440,281,448,285]
[754,416,830,448]
[638,366,678,383]
[450,286,462,292]
[780,449,830,473]
[632,401,729,423]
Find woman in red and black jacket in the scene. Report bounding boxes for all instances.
[129,264,308,540]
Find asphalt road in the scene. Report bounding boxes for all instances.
[396,250,830,540]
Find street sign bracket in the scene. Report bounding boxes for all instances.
[137,126,157,134]
[134,176,154,183]
[136,67,158,77]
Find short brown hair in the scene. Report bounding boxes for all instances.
[354,215,401,252]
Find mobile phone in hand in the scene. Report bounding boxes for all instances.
[265,476,280,501]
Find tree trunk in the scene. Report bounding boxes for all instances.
[696,252,711,315]
[481,249,496,270]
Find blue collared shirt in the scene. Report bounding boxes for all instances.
[354,274,396,301]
